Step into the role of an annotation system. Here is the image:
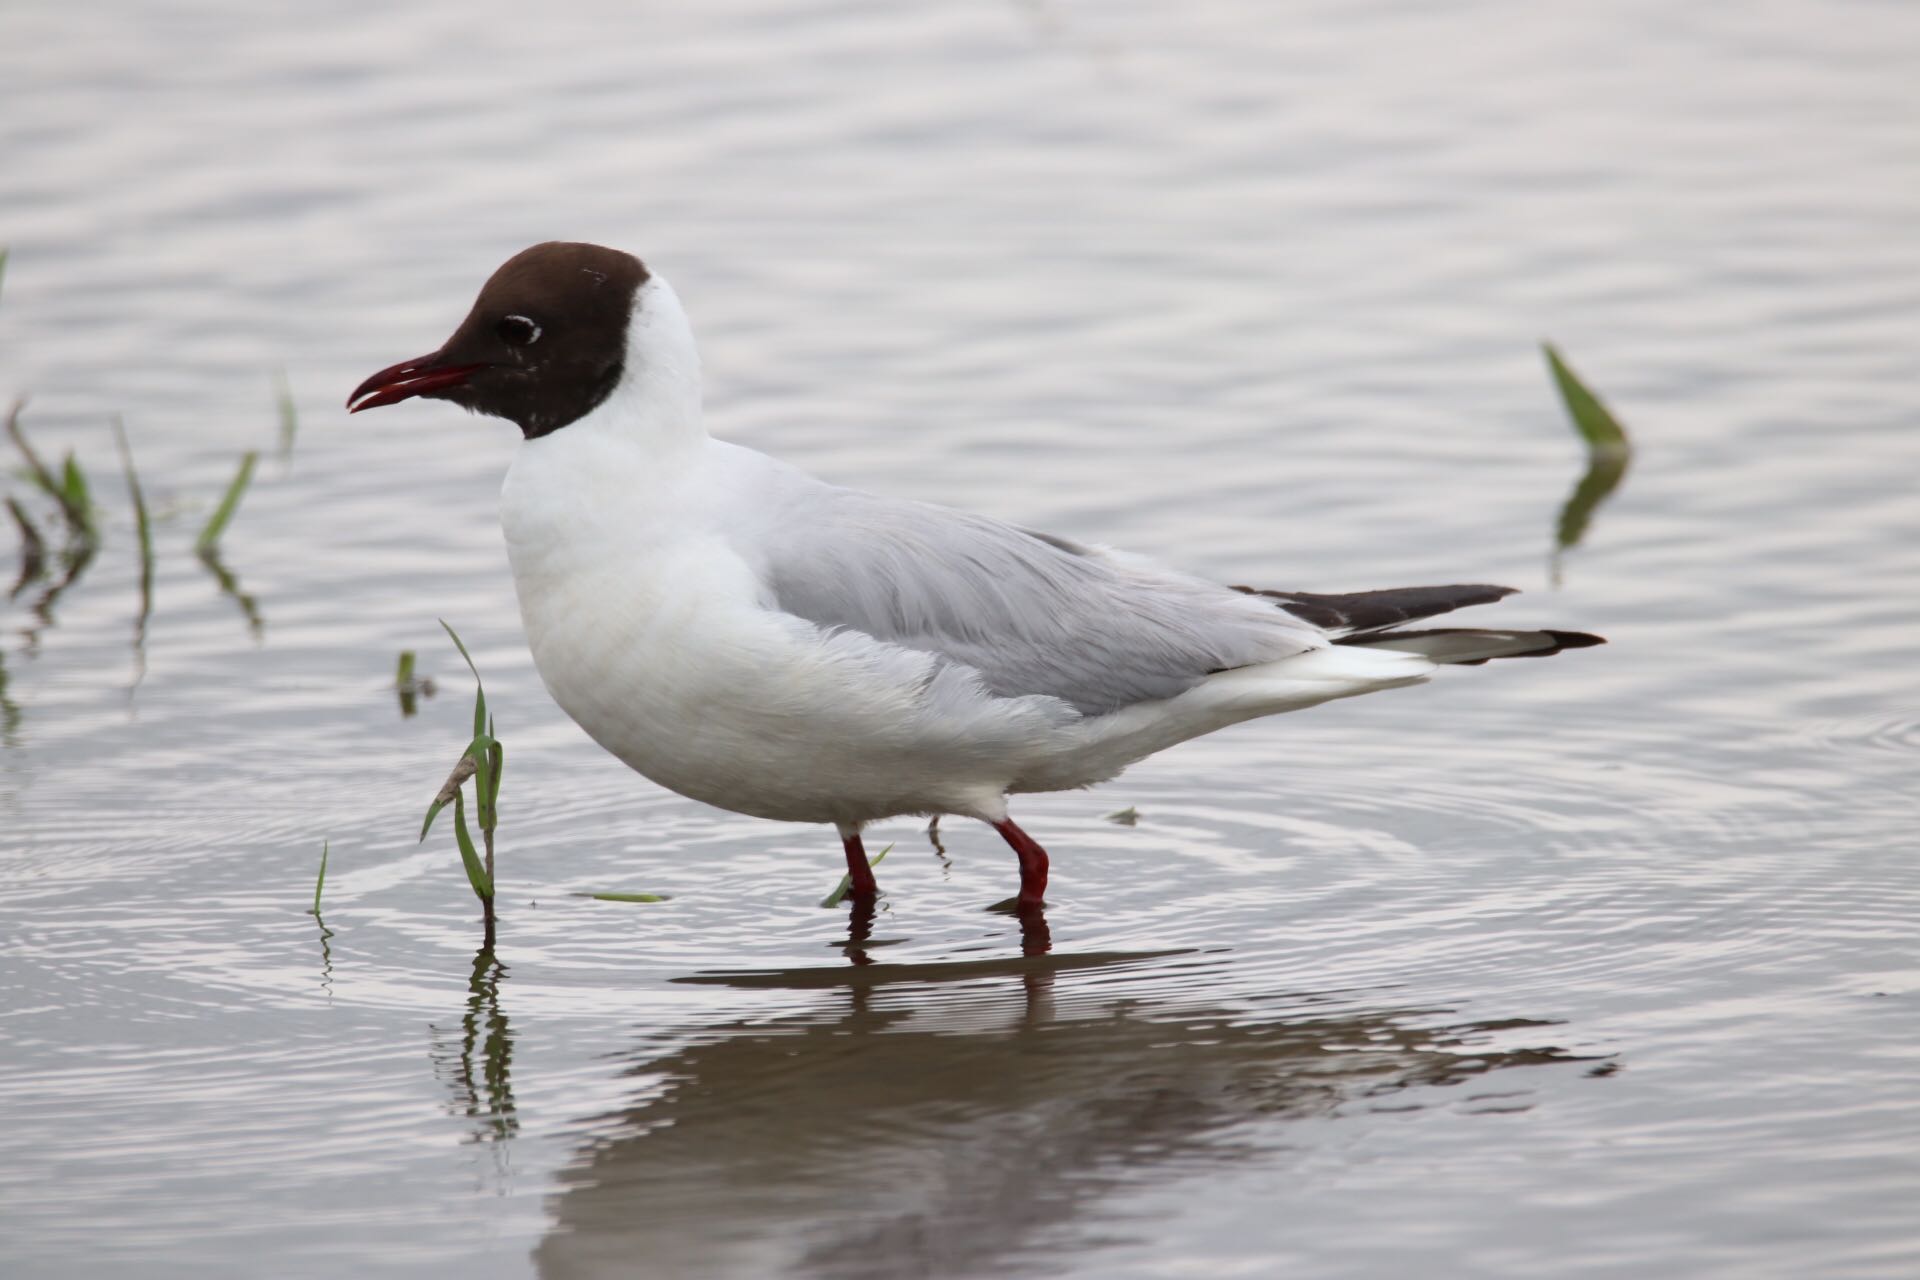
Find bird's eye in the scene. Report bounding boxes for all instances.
[496,314,542,347]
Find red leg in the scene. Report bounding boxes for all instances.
[841,828,879,901]
[992,818,1049,908]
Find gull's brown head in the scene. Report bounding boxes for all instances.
[348,242,649,439]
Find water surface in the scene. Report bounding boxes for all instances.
[3,2,1918,1276]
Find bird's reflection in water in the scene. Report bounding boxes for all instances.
[839,898,1051,969]
[837,895,884,967]
[533,918,1592,1280]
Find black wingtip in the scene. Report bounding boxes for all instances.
[1542,630,1606,650]
[1238,582,1524,634]
[1337,626,1607,664]
[1483,629,1606,661]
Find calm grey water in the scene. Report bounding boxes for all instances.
[3,2,1918,1276]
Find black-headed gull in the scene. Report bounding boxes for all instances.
[351,243,1602,910]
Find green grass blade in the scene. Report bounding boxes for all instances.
[196,450,258,553]
[309,840,330,915]
[1543,344,1629,456]
[577,891,670,903]
[429,622,503,936]
[470,734,494,829]
[452,789,493,900]
[273,369,298,458]
[440,618,483,682]
[439,620,488,739]
[5,404,55,495]
[0,247,8,304]
[7,399,93,543]
[820,843,891,908]
[395,650,419,717]
[59,453,95,539]
[5,398,52,489]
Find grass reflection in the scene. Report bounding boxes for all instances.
[5,496,45,598]
[312,917,334,1001]
[430,947,518,1146]
[20,539,95,655]
[0,651,19,745]
[195,546,264,639]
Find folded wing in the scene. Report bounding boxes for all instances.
[758,485,1323,716]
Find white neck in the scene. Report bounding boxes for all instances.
[559,273,706,453]
[501,271,716,567]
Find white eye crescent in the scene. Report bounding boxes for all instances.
[496,315,542,347]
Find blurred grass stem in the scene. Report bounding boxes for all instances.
[111,417,155,661]
[274,370,298,460]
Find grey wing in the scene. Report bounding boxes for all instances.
[757,484,1324,716]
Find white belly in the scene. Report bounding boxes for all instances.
[505,524,1065,825]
